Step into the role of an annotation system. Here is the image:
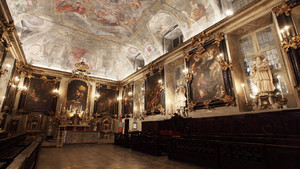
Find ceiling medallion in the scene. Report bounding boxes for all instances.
[72,59,90,80]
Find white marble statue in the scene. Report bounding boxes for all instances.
[251,55,276,94]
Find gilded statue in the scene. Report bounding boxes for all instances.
[251,54,275,94]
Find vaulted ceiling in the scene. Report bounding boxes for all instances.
[7,0,232,80]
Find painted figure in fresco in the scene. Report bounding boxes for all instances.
[251,55,275,94]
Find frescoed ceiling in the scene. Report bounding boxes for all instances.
[7,0,233,81]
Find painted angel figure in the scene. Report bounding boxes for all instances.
[251,55,276,94]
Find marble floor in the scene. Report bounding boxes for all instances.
[36,144,204,169]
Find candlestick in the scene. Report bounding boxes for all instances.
[241,83,248,104]
[280,29,286,39]
[277,75,284,98]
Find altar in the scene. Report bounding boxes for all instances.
[57,125,99,147]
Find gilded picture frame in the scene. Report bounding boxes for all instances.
[186,40,235,110]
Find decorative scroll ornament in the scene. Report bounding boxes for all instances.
[159,85,165,91]
[53,77,60,84]
[203,100,212,109]
[26,73,35,79]
[191,32,211,55]
[40,75,48,82]
[188,101,196,112]
[282,35,300,52]
[219,60,233,71]
[0,19,15,51]
[218,93,235,106]
[148,63,155,76]
[272,1,295,16]
[72,59,90,79]
[158,65,163,73]
[185,73,193,83]
[213,32,224,47]
[157,104,165,115]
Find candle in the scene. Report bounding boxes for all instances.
[280,29,286,38]
[277,75,284,98]
[70,105,72,111]
[241,83,248,104]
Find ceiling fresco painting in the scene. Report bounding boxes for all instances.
[7,0,233,80]
[56,0,156,37]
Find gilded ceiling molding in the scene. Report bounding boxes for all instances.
[272,1,296,16]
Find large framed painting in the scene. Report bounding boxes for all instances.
[145,67,165,115]
[186,37,234,110]
[95,85,118,117]
[23,76,58,112]
[66,79,89,112]
[122,84,133,117]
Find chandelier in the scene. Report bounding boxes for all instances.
[72,59,90,79]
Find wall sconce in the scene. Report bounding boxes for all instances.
[157,79,165,91]
[9,76,20,88]
[19,85,28,94]
[95,92,100,101]
[182,68,188,75]
[0,64,11,78]
[117,96,122,101]
[52,88,59,98]
[128,91,133,96]
[280,25,300,52]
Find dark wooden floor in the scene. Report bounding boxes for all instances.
[36,144,204,169]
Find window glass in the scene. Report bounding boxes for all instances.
[240,35,254,56]
[261,48,281,70]
[243,55,254,76]
[256,27,275,50]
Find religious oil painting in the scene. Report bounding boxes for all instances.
[145,69,165,115]
[66,80,88,112]
[122,85,133,116]
[188,45,225,104]
[97,87,117,117]
[24,78,56,112]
